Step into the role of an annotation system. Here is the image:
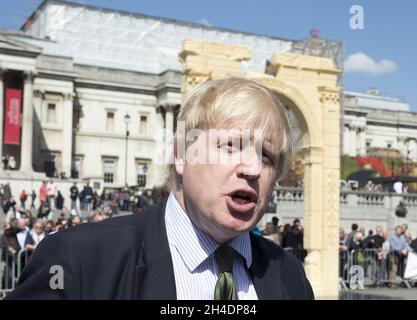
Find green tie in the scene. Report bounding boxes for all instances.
[214,245,238,300]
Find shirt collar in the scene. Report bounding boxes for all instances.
[165,192,253,272]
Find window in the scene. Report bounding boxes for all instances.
[106,112,114,131]
[137,162,148,187]
[44,154,56,178]
[43,152,61,178]
[103,159,116,183]
[47,104,56,123]
[139,115,148,135]
[366,140,372,148]
[71,157,82,178]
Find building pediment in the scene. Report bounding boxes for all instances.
[0,32,41,57]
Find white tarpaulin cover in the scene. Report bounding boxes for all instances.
[18,2,293,74]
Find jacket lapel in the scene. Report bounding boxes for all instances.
[135,197,177,299]
[249,233,284,300]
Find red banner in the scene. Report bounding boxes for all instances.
[4,88,22,145]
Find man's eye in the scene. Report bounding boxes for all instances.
[262,152,274,165]
[219,140,240,152]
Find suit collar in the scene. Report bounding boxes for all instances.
[249,232,284,300]
[135,197,177,300]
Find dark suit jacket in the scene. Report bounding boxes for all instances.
[5,197,314,300]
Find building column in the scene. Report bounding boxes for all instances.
[349,126,357,157]
[342,125,350,155]
[62,92,74,178]
[20,71,35,172]
[358,127,366,156]
[409,139,417,162]
[0,69,5,162]
[163,104,176,133]
[32,90,44,172]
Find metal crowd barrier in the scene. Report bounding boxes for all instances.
[339,248,417,290]
[284,247,417,290]
[0,248,31,298]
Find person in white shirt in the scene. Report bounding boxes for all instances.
[30,221,46,247]
[8,156,16,170]
[393,181,403,194]
[46,180,57,210]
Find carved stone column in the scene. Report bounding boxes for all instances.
[20,71,35,172]
[62,92,74,178]
[162,104,177,134]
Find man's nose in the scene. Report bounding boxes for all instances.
[237,149,262,180]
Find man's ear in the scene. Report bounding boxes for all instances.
[174,142,185,176]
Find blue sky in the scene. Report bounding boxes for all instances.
[1,0,416,111]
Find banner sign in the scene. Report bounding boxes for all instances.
[4,88,22,145]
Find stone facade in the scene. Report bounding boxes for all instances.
[343,91,417,161]
[0,0,294,196]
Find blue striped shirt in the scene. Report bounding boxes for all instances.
[165,192,258,300]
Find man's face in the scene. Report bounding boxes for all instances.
[73,216,81,225]
[34,223,44,235]
[395,227,402,236]
[175,125,279,243]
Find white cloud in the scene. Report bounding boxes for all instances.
[344,52,397,75]
[197,18,211,26]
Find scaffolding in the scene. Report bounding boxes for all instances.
[291,29,344,75]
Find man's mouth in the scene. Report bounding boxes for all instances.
[226,189,258,214]
[230,190,257,204]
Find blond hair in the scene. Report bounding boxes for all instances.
[167,77,293,190]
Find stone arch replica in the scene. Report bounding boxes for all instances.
[179,39,341,299]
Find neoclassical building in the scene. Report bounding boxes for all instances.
[343,89,417,161]
[0,0,296,193]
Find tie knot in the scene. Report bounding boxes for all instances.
[215,245,236,273]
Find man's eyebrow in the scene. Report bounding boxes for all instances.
[262,142,279,157]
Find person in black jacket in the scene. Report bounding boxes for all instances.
[6,78,313,300]
[0,224,20,289]
[69,183,79,210]
[55,191,64,210]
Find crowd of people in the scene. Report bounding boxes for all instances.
[255,217,306,262]
[340,223,417,288]
[256,218,417,288]
[0,182,169,290]
[3,179,417,291]
[0,181,169,223]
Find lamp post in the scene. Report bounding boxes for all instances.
[124,112,131,187]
